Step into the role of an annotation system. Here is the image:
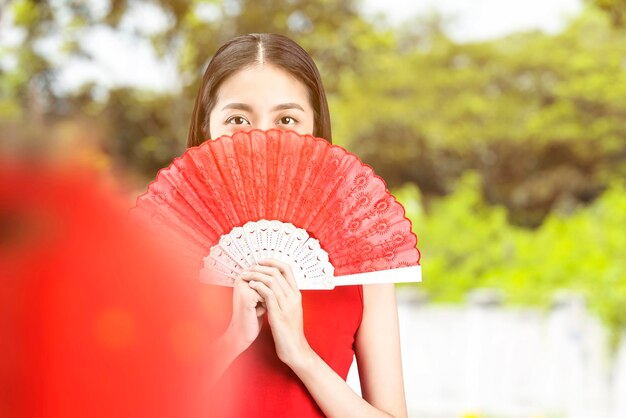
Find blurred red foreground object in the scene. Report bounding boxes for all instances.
[0,163,231,418]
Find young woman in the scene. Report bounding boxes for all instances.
[187,33,408,418]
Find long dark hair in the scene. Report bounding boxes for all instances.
[187,33,332,147]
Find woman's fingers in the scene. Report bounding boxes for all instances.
[248,280,279,316]
[235,276,262,308]
[248,264,291,296]
[255,300,266,317]
[240,259,302,311]
[228,276,266,349]
[240,270,287,309]
[257,259,299,292]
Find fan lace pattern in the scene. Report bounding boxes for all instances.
[132,129,420,282]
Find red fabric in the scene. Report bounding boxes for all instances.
[208,284,363,417]
[0,164,226,418]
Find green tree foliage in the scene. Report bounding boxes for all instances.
[335,7,626,227]
[394,174,626,345]
[592,0,626,26]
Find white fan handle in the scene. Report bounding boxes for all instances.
[333,265,422,286]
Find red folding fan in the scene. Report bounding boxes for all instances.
[131,129,421,289]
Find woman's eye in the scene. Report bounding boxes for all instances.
[226,116,249,125]
[278,116,297,125]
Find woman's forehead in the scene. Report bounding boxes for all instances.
[215,65,310,109]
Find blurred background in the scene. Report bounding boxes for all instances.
[1,0,625,417]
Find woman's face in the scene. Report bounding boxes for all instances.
[208,63,315,139]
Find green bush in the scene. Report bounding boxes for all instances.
[394,172,626,344]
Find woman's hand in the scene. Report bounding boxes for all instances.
[240,259,313,369]
[202,276,266,392]
[226,272,267,353]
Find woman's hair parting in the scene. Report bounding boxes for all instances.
[187,33,332,147]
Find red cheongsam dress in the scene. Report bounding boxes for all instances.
[208,284,364,417]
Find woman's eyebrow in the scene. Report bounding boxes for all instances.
[221,103,304,112]
[221,103,253,111]
[270,103,304,112]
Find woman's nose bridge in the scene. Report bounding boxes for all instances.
[253,115,274,131]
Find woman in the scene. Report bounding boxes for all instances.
[188,33,407,418]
